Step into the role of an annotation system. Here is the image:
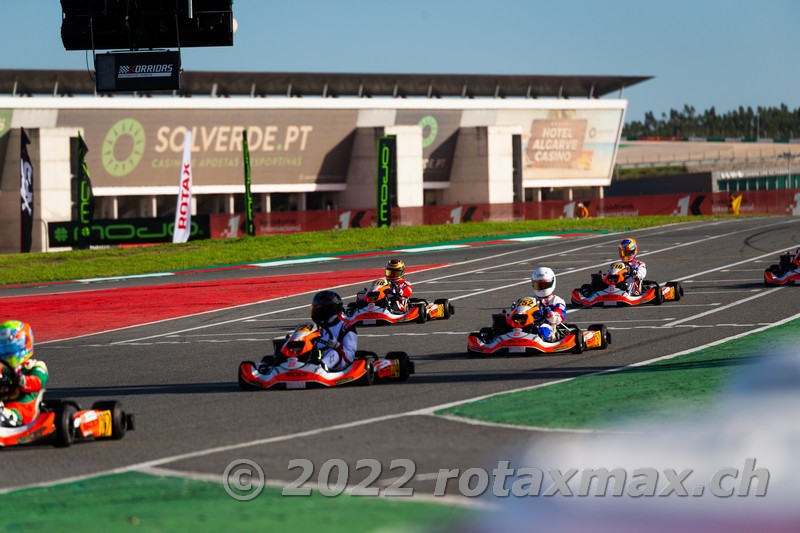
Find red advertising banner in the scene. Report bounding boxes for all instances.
[209,189,800,238]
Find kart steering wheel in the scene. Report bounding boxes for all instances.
[0,359,19,394]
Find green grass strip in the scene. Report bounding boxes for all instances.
[438,318,800,430]
[0,215,735,285]
[0,472,467,533]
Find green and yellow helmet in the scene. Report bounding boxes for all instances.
[0,320,34,369]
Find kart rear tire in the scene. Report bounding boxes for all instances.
[416,303,427,324]
[92,400,128,440]
[588,324,611,349]
[358,362,374,386]
[570,327,584,354]
[665,281,684,302]
[644,281,663,305]
[434,299,453,319]
[385,351,413,381]
[54,403,77,447]
[238,361,260,391]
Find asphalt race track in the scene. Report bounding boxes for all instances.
[2,216,799,497]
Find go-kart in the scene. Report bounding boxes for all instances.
[0,397,134,448]
[467,298,611,356]
[342,277,454,327]
[571,268,683,307]
[764,251,800,286]
[0,361,134,448]
[238,322,415,390]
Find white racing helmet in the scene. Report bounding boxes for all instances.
[531,267,556,298]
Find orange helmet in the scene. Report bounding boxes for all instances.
[281,323,321,358]
[605,263,628,285]
[507,298,539,328]
[385,258,405,280]
[619,238,638,261]
[0,320,34,370]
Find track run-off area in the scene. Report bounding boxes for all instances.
[1,216,798,500]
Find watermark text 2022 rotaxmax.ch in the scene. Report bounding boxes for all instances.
[221,458,769,501]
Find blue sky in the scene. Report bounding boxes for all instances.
[3,0,798,123]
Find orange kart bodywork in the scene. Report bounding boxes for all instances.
[0,400,134,448]
[764,253,800,286]
[343,278,454,327]
[467,315,611,356]
[239,329,415,390]
[571,273,683,308]
[238,352,414,390]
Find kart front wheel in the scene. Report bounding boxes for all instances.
[664,281,684,302]
[385,351,413,381]
[54,403,77,447]
[588,324,611,349]
[433,299,454,319]
[92,400,130,440]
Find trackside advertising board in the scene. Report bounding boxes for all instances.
[51,104,625,189]
[377,136,397,227]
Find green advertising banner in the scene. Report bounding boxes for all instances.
[377,136,396,228]
[243,128,254,236]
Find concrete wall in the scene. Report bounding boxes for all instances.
[341,125,424,209]
[384,125,423,208]
[443,126,519,204]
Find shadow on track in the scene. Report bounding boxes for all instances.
[45,381,239,399]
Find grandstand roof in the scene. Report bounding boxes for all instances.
[0,69,650,98]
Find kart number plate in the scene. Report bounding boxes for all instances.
[509,346,526,353]
[286,382,306,389]
[362,320,376,325]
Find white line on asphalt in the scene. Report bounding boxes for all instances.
[433,414,635,434]
[661,287,783,327]
[674,243,800,281]
[135,466,491,509]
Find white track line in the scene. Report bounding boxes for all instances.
[6,307,800,496]
[135,465,491,509]
[662,287,783,327]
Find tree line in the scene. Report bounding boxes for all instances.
[623,104,800,139]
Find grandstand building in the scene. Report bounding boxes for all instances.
[0,69,648,252]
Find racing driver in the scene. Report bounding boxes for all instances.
[530,267,567,341]
[618,238,647,295]
[384,258,413,313]
[0,320,48,428]
[310,291,357,371]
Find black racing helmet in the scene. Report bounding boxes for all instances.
[311,290,343,324]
